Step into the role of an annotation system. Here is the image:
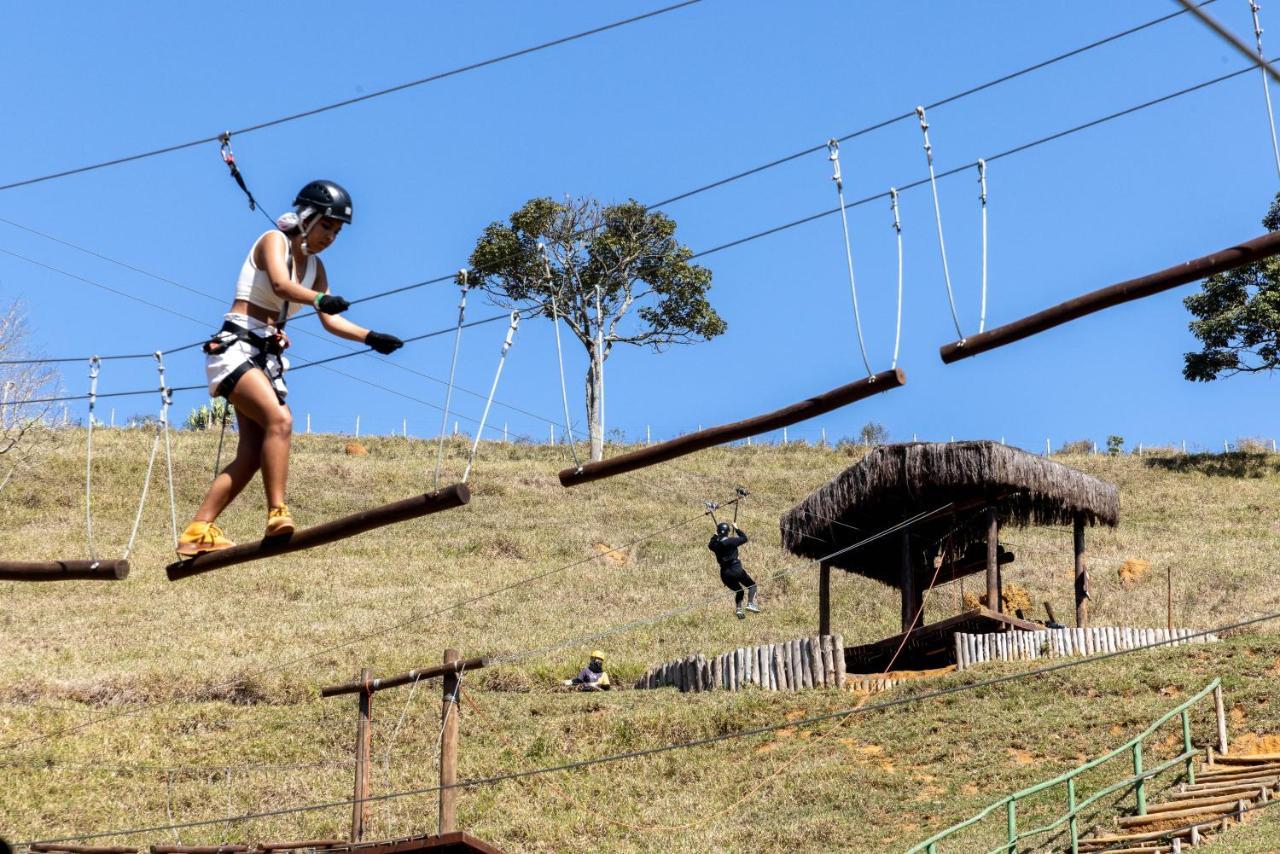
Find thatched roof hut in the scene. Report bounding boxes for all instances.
[781,441,1119,584]
[781,442,1119,670]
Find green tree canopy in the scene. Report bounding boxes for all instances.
[468,196,726,460]
[1183,193,1280,381]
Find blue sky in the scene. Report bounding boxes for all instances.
[1,0,1277,452]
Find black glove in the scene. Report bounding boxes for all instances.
[315,294,351,315]
[365,331,404,355]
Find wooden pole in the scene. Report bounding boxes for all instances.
[167,484,470,580]
[900,531,919,632]
[818,562,831,637]
[558,369,906,486]
[439,649,461,835]
[986,507,1000,614]
[1167,564,1174,630]
[351,668,372,843]
[1074,514,1089,627]
[1214,684,1229,755]
[940,230,1280,363]
[321,656,489,698]
[0,559,129,581]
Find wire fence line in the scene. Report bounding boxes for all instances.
[19,608,1278,848]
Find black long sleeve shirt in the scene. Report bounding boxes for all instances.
[708,528,749,570]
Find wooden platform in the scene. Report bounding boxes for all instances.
[844,607,1037,673]
[322,832,501,854]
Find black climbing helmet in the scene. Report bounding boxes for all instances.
[293,180,353,224]
[716,522,731,538]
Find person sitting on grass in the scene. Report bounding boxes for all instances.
[709,521,760,619]
[563,650,611,691]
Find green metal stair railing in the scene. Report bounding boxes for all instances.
[907,677,1221,854]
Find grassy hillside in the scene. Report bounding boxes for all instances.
[4,431,1280,851]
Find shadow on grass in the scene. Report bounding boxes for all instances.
[1143,452,1280,478]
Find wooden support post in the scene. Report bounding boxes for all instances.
[1215,684,1229,756]
[439,649,461,835]
[0,559,129,581]
[900,531,919,632]
[985,507,1000,614]
[167,484,470,580]
[939,230,1280,363]
[351,668,372,843]
[1074,514,1089,627]
[818,562,831,637]
[1167,565,1174,630]
[558,369,906,486]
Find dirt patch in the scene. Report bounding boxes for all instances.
[1118,558,1151,588]
[1232,732,1280,754]
[1231,706,1248,726]
[962,582,1032,614]
[1007,748,1036,765]
[593,543,630,566]
[344,441,368,457]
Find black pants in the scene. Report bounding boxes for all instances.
[719,563,757,606]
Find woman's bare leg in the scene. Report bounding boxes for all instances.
[224,370,292,509]
[191,370,291,520]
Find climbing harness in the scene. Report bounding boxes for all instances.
[434,272,468,488]
[541,242,583,472]
[1251,1,1280,179]
[461,313,521,483]
[85,356,101,561]
[827,140,874,377]
[915,106,965,341]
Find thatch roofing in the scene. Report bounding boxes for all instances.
[780,441,1119,586]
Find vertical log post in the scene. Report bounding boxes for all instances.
[439,649,461,835]
[1167,565,1174,630]
[351,668,373,843]
[900,532,919,632]
[985,507,1000,614]
[819,562,831,637]
[1214,683,1229,755]
[1074,514,1089,627]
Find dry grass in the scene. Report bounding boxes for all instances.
[4,435,1280,851]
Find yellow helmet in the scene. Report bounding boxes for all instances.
[590,650,606,662]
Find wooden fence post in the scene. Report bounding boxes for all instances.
[439,649,461,834]
[986,507,1000,613]
[1214,683,1229,755]
[1074,514,1089,627]
[819,562,831,637]
[351,668,373,842]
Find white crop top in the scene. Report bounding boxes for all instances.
[233,230,317,319]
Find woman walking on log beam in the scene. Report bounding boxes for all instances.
[176,181,405,557]
[709,522,761,619]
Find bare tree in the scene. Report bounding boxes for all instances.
[469,197,726,460]
[0,301,59,489]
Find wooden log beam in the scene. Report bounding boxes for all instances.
[350,667,372,843]
[439,649,461,836]
[166,484,470,581]
[930,548,1014,586]
[0,559,129,582]
[558,369,906,487]
[320,656,489,698]
[940,230,1280,364]
[985,507,999,614]
[29,847,137,854]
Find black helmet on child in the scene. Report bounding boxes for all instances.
[293,180,353,224]
[716,522,731,538]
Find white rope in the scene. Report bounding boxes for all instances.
[122,356,173,560]
[462,313,520,483]
[155,352,178,545]
[889,189,904,370]
[826,140,874,377]
[978,159,989,333]
[84,356,101,561]
[433,273,469,489]
[1251,0,1280,179]
[915,106,965,340]
[122,422,162,561]
[540,243,583,471]
[381,671,424,797]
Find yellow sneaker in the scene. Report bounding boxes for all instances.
[265,505,295,537]
[175,521,235,557]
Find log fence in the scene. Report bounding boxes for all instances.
[954,626,1218,671]
[635,635,849,693]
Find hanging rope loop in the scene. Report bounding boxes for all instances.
[1250,0,1280,180]
[154,351,178,545]
[978,159,989,333]
[433,271,470,489]
[85,355,102,561]
[826,139,875,378]
[541,242,583,472]
[889,188,904,371]
[461,312,521,483]
[914,105,964,341]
